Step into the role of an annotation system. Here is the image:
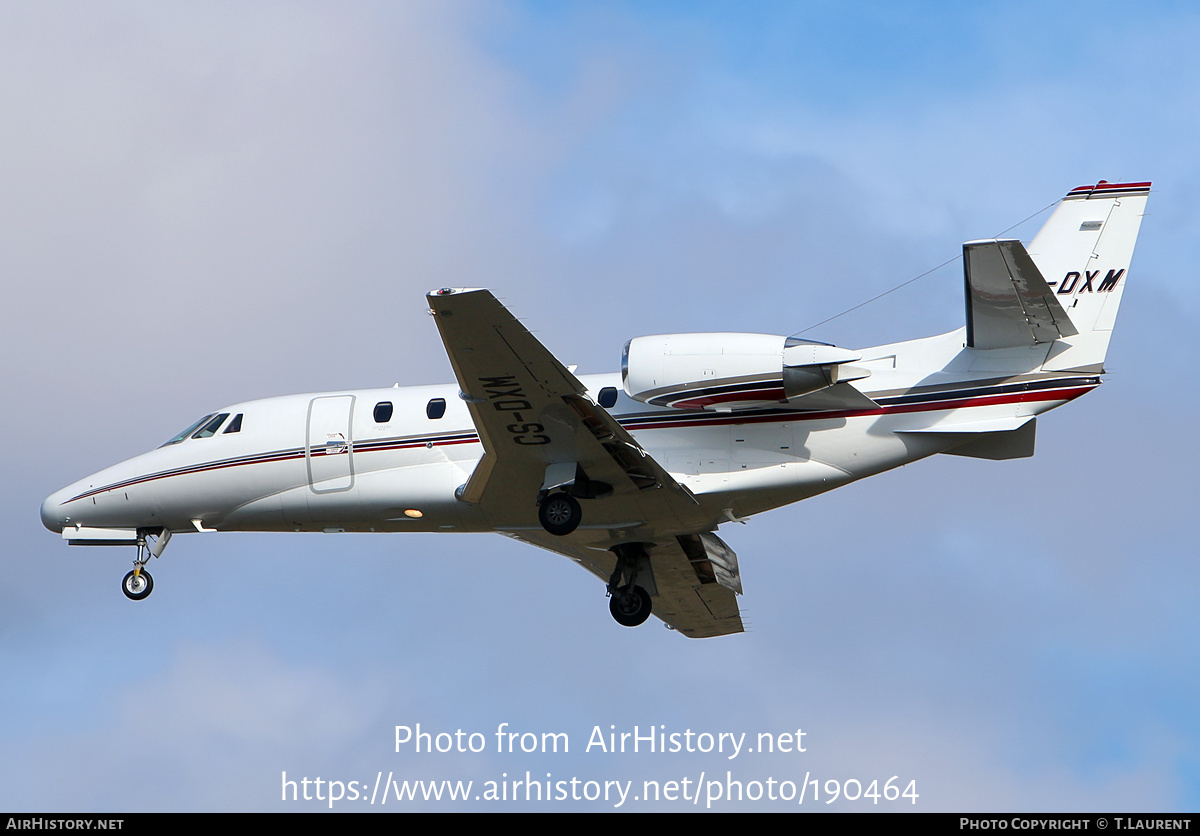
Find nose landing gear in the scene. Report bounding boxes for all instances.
[120,529,171,601]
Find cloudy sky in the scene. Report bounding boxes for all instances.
[4,0,1199,812]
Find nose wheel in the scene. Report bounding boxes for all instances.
[120,529,169,601]
[122,569,154,600]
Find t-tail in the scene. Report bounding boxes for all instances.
[964,181,1149,374]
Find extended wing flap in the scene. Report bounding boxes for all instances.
[965,239,1078,349]
[651,539,743,637]
[658,531,744,637]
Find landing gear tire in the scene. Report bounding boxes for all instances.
[538,492,581,536]
[122,569,154,601]
[609,585,652,627]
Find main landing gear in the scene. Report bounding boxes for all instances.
[609,585,652,627]
[538,492,582,536]
[535,463,611,537]
[607,543,653,628]
[121,529,171,601]
[533,466,652,627]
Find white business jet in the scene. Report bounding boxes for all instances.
[41,181,1149,637]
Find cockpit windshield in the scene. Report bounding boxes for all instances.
[161,414,215,447]
[191,413,230,439]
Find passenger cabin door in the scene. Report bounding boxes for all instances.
[306,395,355,492]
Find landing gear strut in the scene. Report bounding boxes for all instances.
[607,543,653,627]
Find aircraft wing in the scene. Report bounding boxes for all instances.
[426,287,700,520]
[427,287,743,638]
[964,239,1078,349]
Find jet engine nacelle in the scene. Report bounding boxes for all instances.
[621,332,866,410]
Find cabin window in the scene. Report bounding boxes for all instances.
[426,398,446,419]
[223,413,243,434]
[161,414,215,446]
[374,402,394,423]
[598,387,618,408]
[192,413,230,439]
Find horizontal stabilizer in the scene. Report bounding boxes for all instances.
[964,239,1078,349]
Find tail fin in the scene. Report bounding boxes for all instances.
[1026,181,1150,373]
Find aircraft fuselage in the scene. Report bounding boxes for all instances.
[41,331,1092,542]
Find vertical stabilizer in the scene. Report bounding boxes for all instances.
[1026,181,1150,373]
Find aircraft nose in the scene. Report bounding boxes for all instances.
[40,487,72,533]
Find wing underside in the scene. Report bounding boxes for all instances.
[426,287,743,637]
